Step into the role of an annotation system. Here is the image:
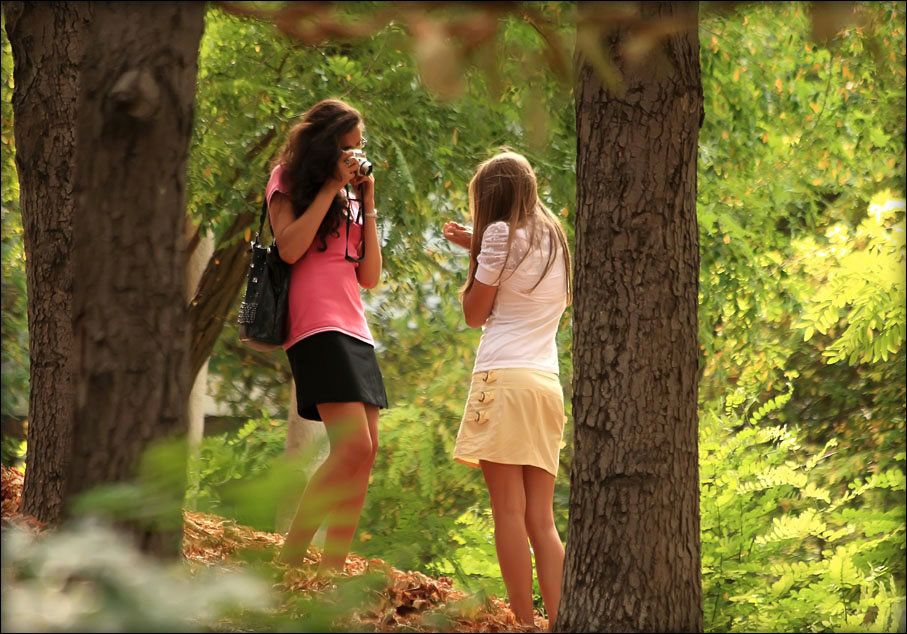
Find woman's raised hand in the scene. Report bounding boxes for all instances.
[443,221,472,250]
[350,171,375,206]
[326,150,359,192]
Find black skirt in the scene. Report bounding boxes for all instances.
[286,331,388,421]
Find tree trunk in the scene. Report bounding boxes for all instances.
[188,207,256,378]
[559,2,703,631]
[3,1,90,524]
[185,225,215,509]
[65,2,204,558]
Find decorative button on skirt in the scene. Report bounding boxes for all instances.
[453,368,566,477]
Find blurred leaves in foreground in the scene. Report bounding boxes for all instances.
[1,464,546,633]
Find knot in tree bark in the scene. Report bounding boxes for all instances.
[109,69,160,122]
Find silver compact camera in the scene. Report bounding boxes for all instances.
[347,149,372,177]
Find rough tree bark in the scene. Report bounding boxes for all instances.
[4,0,270,532]
[557,2,704,631]
[3,1,90,524]
[65,2,205,557]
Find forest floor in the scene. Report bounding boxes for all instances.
[1,465,546,632]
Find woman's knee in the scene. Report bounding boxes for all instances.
[491,495,526,524]
[524,505,556,539]
[352,432,378,469]
[367,436,378,465]
[334,431,373,466]
[320,402,374,464]
[365,405,380,465]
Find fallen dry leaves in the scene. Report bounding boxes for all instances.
[1,463,47,534]
[1,465,546,632]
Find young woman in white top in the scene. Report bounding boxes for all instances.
[442,151,572,628]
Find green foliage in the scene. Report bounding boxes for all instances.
[188,414,303,531]
[0,12,28,420]
[697,1,906,395]
[1,433,26,468]
[1,515,408,633]
[71,440,190,533]
[191,5,576,418]
[695,4,906,630]
[791,195,905,367]
[1,519,274,632]
[700,380,906,633]
[353,402,488,573]
[1,1,905,630]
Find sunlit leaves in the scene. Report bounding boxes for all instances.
[695,4,906,540]
[698,2,905,387]
[791,196,906,365]
[700,379,905,633]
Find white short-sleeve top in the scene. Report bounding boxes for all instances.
[472,220,568,374]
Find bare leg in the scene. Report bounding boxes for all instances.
[523,465,564,627]
[480,460,534,626]
[320,404,379,573]
[280,402,372,568]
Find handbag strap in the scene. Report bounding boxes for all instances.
[252,196,271,246]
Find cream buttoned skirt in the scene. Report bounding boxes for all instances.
[453,368,567,477]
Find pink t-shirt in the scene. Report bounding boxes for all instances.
[266,164,374,349]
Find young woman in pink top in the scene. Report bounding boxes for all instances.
[443,151,572,628]
[267,99,387,574]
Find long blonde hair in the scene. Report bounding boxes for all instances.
[462,151,572,304]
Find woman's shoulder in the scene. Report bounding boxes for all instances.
[478,222,510,255]
[482,221,510,240]
[266,164,291,204]
[269,163,294,188]
[269,163,287,184]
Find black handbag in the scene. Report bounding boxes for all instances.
[237,197,290,351]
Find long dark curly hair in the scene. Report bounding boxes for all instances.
[272,99,362,251]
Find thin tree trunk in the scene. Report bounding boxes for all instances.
[3,1,90,524]
[189,207,257,378]
[185,225,215,509]
[559,2,703,631]
[188,126,278,379]
[66,2,204,558]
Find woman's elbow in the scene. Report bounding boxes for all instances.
[463,312,487,329]
[274,234,303,264]
[358,272,380,289]
[278,249,302,265]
